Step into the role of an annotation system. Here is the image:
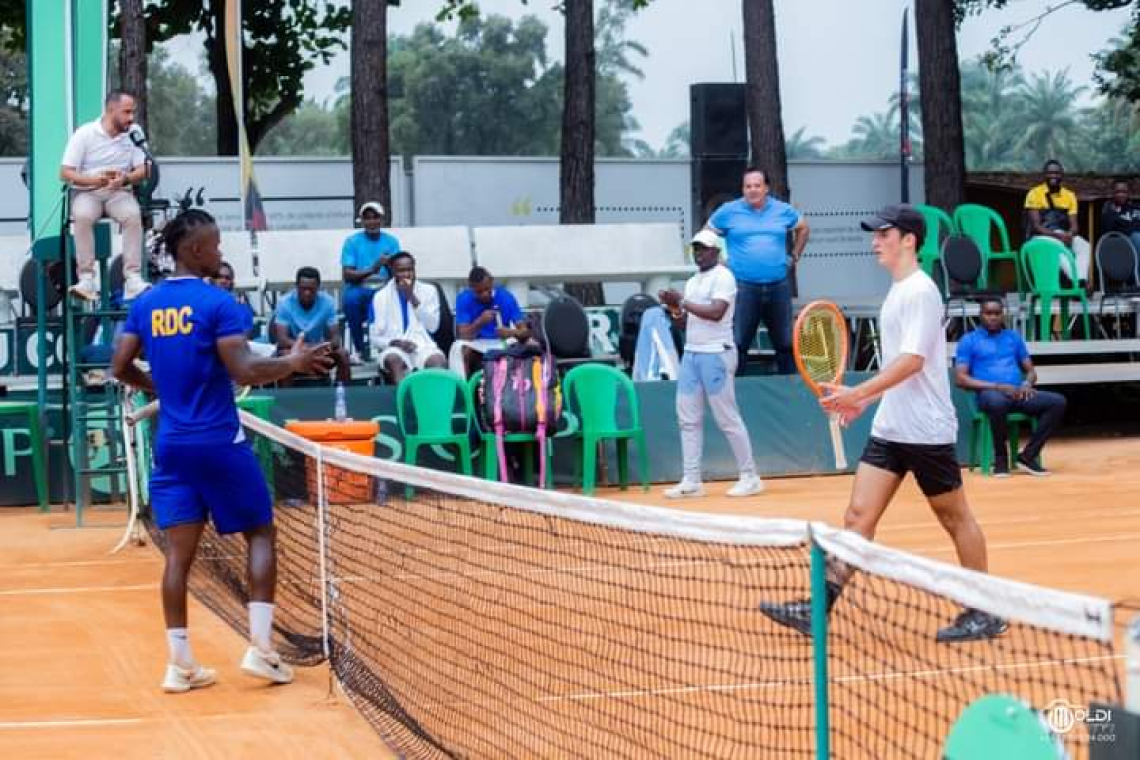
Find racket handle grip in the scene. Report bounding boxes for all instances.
[828,415,848,470]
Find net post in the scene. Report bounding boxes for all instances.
[809,530,831,760]
[314,446,331,662]
[1128,614,1140,713]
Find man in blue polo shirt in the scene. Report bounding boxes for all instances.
[274,266,351,383]
[955,298,1066,477]
[450,266,530,376]
[341,201,400,362]
[707,167,810,375]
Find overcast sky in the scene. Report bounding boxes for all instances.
[174,0,1131,150]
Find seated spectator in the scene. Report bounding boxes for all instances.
[273,266,351,383]
[1100,178,1140,255]
[954,297,1066,477]
[1025,159,1091,287]
[213,261,257,340]
[368,252,446,384]
[450,266,530,377]
[341,201,399,363]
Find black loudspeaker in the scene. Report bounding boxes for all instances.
[690,83,747,157]
[692,157,746,230]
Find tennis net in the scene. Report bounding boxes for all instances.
[143,411,1122,758]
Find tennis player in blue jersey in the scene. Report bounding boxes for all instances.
[112,209,333,693]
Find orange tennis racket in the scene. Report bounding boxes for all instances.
[793,300,850,470]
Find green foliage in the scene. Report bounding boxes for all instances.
[0,30,26,156]
[145,48,217,156]
[261,5,645,158]
[138,0,352,151]
[786,127,827,160]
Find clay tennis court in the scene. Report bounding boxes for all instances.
[2,434,1136,758]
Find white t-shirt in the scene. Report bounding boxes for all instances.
[683,264,736,353]
[60,121,145,179]
[871,269,957,445]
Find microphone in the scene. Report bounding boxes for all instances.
[128,124,148,149]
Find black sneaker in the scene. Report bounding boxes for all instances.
[936,608,1009,643]
[1016,454,1050,477]
[993,460,1010,478]
[758,599,814,637]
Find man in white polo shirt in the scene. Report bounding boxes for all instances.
[60,90,150,301]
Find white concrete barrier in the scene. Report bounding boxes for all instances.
[471,223,692,306]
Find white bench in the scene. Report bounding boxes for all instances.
[224,226,473,304]
[471,223,692,306]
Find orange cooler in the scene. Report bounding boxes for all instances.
[284,420,379,504]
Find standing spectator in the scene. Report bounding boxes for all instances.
[60,90,150,301]
[341,202,399,362]
[1025,159,1091,287]
[369,252,446,385]
[1101,179,1140,255]
[706,167,810,375]
[450,267,530,377]
[955,298,1066,477]
[657,230,763,499]
[273,267,351,383]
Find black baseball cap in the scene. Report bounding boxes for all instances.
[860,204,926,245]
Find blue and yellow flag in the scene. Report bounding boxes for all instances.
[224,0,267,231]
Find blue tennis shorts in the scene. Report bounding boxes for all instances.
[150,439,273,534]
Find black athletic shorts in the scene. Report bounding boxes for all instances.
[860,436,962,497]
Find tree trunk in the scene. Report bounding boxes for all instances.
[117,0,147,131]
[560,0,601,305]
[742,0,789,200]
[206,3,238,156]
[915,0,965,209]
[351,0,391,219]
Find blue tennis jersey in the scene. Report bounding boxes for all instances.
[124,277,247,445]
[709,197,802,284]
[955,327,1029,386]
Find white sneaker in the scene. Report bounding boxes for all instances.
[162,662,217,693]
[123,275,151,301]
[664,480,705,499]
[70,275,98,301]
[727,474,765,497]
[240,646,294,684]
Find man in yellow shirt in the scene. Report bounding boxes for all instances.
[1024,159,1090,287]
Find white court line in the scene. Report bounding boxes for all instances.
[0,557,161,570]
[0,717,150,729]
[879,507,1140,535]
[0,583,157,597]
[920,533,1140,555]
[536,653,1123,704]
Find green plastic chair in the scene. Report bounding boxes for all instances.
[915,204,955,281]
[395,369,474,477]
[953,203,1023,297]
[0,401,48,512]
[968,410,1038,476]
[1021,237,1091,342]
[467,371,555,487]
[237,395,277,483]
[562,364,648,496]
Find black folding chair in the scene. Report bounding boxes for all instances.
[1094,231,1140,338]
[940,234,1006,333]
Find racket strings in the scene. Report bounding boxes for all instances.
[796,311,845,385]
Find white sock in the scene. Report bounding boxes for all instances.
[166,628,194,668]
[249,602,275,652]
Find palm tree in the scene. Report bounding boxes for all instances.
[915,0,966,209]
[844,113,898,160]
[785,127,826,160]
[658,121,689,158]
[1015,69,1086,168]
[960,60,1026,170]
